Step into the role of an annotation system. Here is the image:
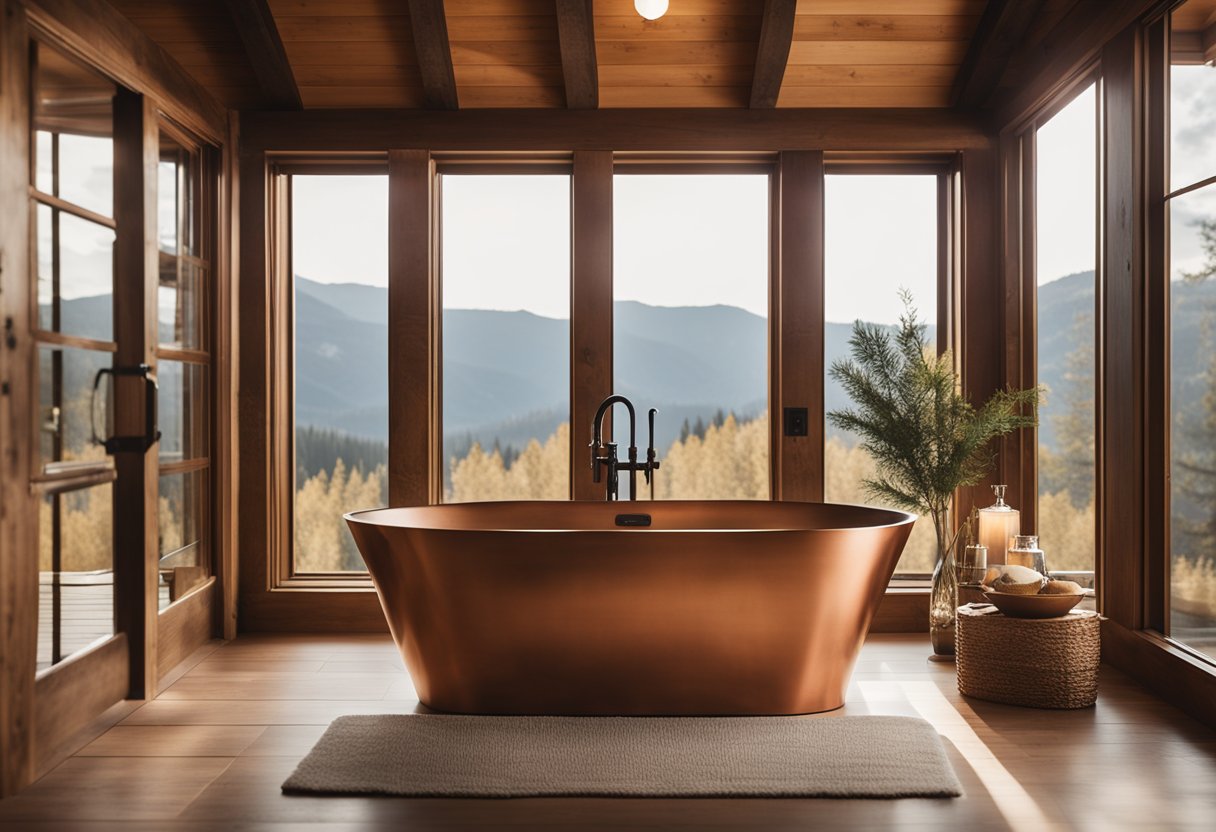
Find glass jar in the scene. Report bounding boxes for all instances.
[1007,534,1047,575]
[956,543,988,586]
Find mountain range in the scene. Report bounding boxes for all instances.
[49,270,1216,464]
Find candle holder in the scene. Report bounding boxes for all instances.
[977,484,1020,565]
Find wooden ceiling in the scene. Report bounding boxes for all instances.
[104,0,1101,112]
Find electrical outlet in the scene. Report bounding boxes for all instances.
[783,407,808,437]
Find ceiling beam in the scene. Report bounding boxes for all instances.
[750,0,797,109]
[407,0,459,110]
[555,0,598,109]
[952,0,1048,110]
[223,0,301,110]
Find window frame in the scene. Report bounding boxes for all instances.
[264,151,965,588]
[1002,66,1104,590]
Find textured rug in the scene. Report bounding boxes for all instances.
[282,714,962,798]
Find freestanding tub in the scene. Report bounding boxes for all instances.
[346,500,915,716]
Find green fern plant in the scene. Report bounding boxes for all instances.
[827,291,1040,564]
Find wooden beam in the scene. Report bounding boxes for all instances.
[750,0,797,109]
[242,109,993,153]
[0,0,36,797]
[223,0,301,110]
[570,151,613,500]
[407,0,459,110]
[952,0,1048,110]
[555,0,598,110]
[991,0,1158,129]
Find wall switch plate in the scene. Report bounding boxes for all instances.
[783,407,808,437]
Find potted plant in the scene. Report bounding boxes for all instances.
[828,293,1039,656]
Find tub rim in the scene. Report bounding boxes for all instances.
[343,499,918,535]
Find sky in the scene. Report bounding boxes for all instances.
[1036,83,1098,286]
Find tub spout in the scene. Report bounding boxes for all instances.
[590,395,660,501]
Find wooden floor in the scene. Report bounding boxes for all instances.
[2,633,1215,831]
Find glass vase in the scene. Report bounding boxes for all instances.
[930,537,958,656]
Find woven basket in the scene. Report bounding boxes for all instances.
[956,605,1100,709]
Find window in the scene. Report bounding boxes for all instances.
[156,123,213,608]
[824,173,940,574]
[291,174,388,573]
[439,173,571,502]
[1034,83,1098,579]
[612,172,770,500]
[30,43,117,669]
[1168,0,1216,659]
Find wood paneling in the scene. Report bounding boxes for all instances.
[782,1,979,111]
[240,108,992,152]
[1100,24,1144,629]
[269,1,423,109]
[774,151,824,502]
[157,580,216,683]
[388,150,438,507]
[33,635,129,777]
[447,0,563,109]
[216,116,240,641]
[570,151,614,501]
[0,0,35,797]
[750,0,797,108]
[112,90,159,700]
[594,0,762,108]
[555,0,598,109]
[223,0,301,110]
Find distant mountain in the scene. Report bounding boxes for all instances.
[48,271,1216,466]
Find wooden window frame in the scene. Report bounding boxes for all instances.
[1000,66,1104,588]
[821,158,959,580]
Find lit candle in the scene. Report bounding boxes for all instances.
[977,484,1020,566]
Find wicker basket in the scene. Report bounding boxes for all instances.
[956,605,1100,709]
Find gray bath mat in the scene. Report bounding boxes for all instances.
[281,714,962,798]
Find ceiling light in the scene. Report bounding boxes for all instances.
[635,0,669,21]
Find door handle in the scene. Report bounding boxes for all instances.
[91,364,161,454]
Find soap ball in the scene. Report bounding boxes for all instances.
[1040,579,1083,595]
[989,564,1047,595]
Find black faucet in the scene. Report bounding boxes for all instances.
[591,395,661,501]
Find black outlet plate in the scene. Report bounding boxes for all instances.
[783,407,809,437]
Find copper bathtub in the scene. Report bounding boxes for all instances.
[346,500,915,716]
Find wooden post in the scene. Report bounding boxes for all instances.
[570,151,613,500]
[388,149,439,506]
[0,0,36,796]
[112,90,160,699]
[774,151,824,502]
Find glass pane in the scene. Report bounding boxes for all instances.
[158,360,209,464]
[440,175,571,502]
[612,174,769,500]
[36,207,115,342]
[1170,1,1216,192]
[1169,183,1216,657]
[1035,83,1097,577]
[158,258,205,350]
[38,483,114,670]
[292,175,388,573]
[38,345,113,472]
[158,468,209,609]
[33,45,115,218]
[824,174,938,574]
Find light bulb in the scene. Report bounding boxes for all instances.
[635,0,669,21]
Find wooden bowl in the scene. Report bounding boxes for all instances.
[983,591,1085,619]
